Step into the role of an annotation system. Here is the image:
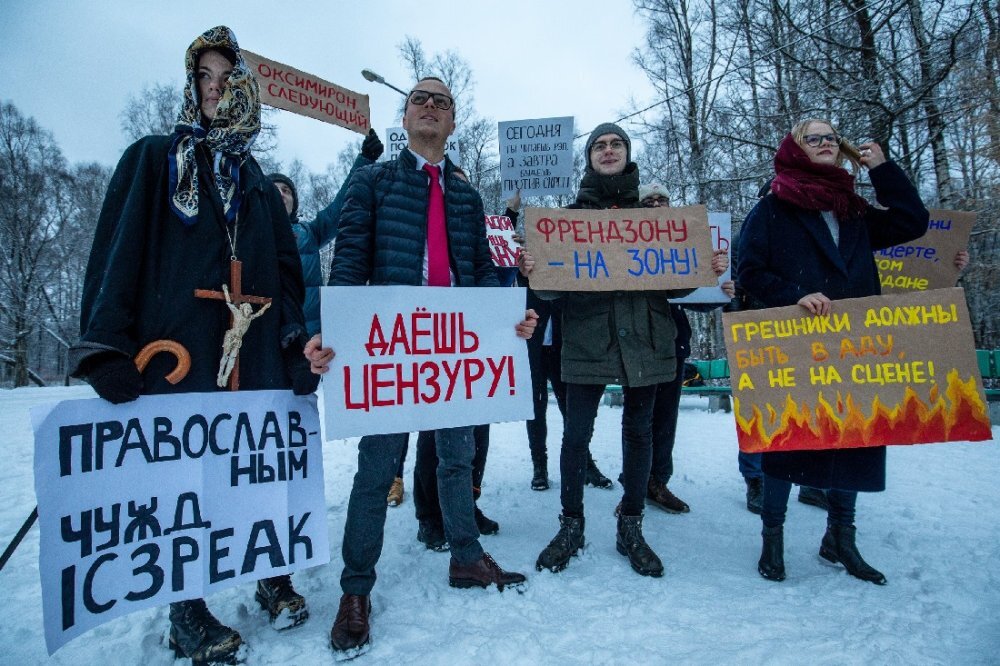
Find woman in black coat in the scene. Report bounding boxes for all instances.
[70,26,316,663]
[737,118,928,585]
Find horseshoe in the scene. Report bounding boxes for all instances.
[134,340,191,385]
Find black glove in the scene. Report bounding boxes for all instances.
[85,353,143,404]
[361,129,384,161]
[284,343,320,396]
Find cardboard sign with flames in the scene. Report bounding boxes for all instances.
[722,288,992,453]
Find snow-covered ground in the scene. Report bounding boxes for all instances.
[2,385,998,664]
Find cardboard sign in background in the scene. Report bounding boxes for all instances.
[876,209,974,293]
[672,211,732,304]
[498,116,574,198]
[31,391,328,654]
[524,205,716,291]
[243,50,369,134]
[722,288,992,454]
[319,286,533,439]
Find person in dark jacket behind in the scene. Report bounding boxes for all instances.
[304,77,537,658]
[521,123,694,578]
[268,130,384,336]
[69,26,318,664]
[636,184,734,515]
[738,118,928,586]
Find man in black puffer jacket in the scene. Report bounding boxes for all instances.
[305,77,537,658]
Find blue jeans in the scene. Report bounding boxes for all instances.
[561,383,655,518]
[739,451,762,480]
[340,428,483,595]
[413,425,490,524]
[760,474,858,528]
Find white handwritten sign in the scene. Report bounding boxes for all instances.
[498,116,574,197]
[384,126,461,165]
[319,286,532,438]
[32,391,328,654]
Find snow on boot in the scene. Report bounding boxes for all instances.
[531,460,549,491]
[819,523,887,585]
[536,514,585,572]
[585,456,613,489]
[255,575,309,630]
[745,477,763,515]
[758,525,785,582]
[616,513,663,577]
[168,599,245,665]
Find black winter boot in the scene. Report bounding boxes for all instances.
[758,525,785,581]
[474,505,500,535]
[168,599,244,665]
[255,575,308,630]
[531,460,549,491]
[585,455,613,489]
[819,523,887,585]
[798,486,830,510]
[616,513,663,577]
[745,477,763,515]
[536,514,585,572]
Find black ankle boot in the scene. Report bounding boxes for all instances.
[585,456,613,489]
[531,459,549,491]
[758,525,785,581]
[169,599,244,665]
[616,513,663,577]
[819,523,887,585]
[536,514,585,572]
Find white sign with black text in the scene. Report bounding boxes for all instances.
[31,391,328,654]
[384,126,461,165]
[498,116,574,198]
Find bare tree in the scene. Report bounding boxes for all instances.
[0,102,73,386]
[120,82,181,142]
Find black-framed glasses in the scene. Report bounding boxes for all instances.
[642,195,669,207]
[591,139,626,153]
[803,133,841,147]
[408,89,454,111]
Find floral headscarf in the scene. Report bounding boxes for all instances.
[168,25,260,225]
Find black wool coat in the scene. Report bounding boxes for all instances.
[737,161,929,491]
[71,134,306,394]
[330,148,498,288]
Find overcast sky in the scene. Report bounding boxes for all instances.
[2,1,655,173]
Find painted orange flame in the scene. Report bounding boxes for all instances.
[735,369,992,453]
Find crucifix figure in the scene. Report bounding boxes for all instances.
[194,259,272,390]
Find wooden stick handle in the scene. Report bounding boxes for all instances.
[134,340,191,385]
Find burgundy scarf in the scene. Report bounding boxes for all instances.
[770,134,868,220]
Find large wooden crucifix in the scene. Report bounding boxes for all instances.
[194,259,272,390]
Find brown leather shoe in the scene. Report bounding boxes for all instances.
[647,477,690,514]
[449,552,526,591]
[330,593,371,655]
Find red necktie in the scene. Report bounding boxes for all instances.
[423,163,450,287]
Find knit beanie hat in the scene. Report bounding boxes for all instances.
[638,183,669,204]
[267,172,299,220]
[585,122,631,170]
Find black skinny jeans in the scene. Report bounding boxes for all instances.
[526,294,566,465]
[561,383,656,518]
